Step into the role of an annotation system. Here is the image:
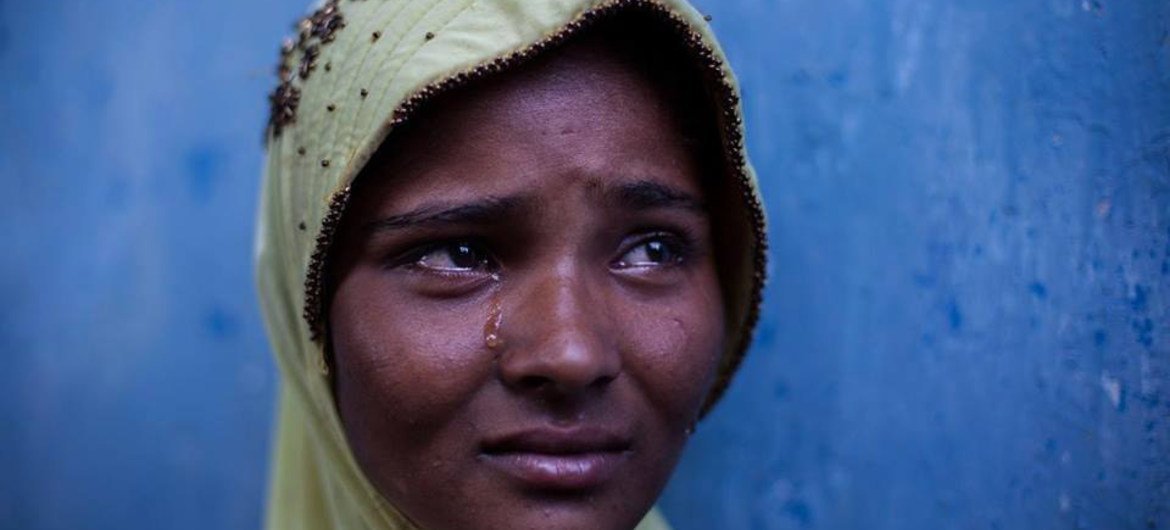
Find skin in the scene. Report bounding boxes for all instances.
[327,33,725,530]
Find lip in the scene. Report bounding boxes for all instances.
[479,427,632,490]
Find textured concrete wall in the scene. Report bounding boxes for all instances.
[1,1,1166,529]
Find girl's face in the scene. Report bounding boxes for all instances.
[328,37,725,530]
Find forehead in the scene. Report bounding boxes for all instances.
[347,34,707,217]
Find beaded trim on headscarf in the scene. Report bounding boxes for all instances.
[268,0,346,138]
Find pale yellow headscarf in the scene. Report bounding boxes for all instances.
[254,1,767,528]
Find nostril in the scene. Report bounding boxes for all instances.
[509,372,616,395]
[590,373,617,389]
[516,375,551,391]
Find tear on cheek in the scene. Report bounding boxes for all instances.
[483,274,505,351]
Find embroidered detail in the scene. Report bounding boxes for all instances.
[268,82,301,138]
[299,44,320,80]
[308,0,346,44]
[265,0,347,139]
[303,187,351,342]
[277,38,296,83]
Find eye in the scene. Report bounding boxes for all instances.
[410,240,495,273]
[614,234,688,269]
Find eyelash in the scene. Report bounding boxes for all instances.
[391,239,498,276]
[612,230,695,270]
[386,228,697,277]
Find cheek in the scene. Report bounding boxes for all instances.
[616,267,725,420]
[330,269,492,430]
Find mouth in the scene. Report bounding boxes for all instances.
[479,427,633,491]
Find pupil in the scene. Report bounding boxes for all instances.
[451,243,479,268]
[646,240,666,263]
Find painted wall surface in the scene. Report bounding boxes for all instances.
[1,1,1166,529]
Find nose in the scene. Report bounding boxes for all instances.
[496,262,620,397]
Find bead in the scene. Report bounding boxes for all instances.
[299,44,320,80]
[267,82,301,137]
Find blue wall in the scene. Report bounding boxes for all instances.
[1,1,1166,529]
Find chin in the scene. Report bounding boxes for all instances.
[462,495,652,530]
[513,511,644,530]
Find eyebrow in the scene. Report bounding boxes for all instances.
[362,179,704,234]
[363,196,531,233]
[606,180,707,213]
